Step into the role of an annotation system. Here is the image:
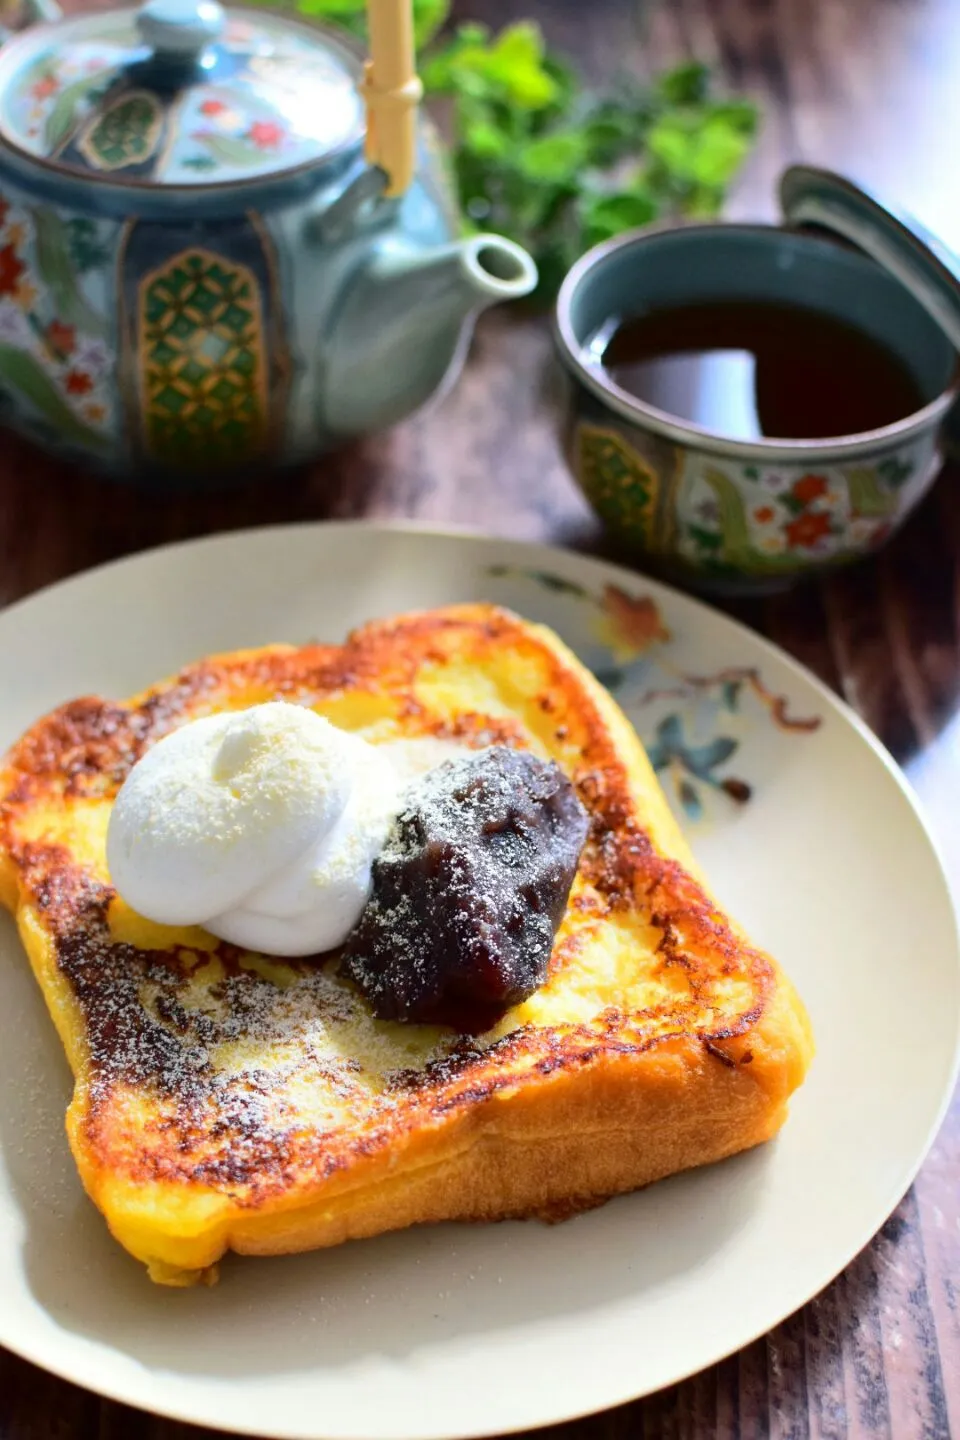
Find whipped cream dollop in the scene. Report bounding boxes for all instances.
[106,702,452,957]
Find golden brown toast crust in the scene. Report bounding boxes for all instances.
[0,605,812,1282]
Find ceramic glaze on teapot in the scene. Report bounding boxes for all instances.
[0,0,537,481]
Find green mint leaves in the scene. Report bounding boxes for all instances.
[256,0,758,302]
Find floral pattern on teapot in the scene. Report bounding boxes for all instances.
[0,191,116,454]
[4,12,362,184]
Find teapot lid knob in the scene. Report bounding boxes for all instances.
[136,0,225,60]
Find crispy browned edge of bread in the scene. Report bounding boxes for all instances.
[0,604,814,1283]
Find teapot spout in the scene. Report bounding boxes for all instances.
[457,234,539,308]
[321,232,537,439]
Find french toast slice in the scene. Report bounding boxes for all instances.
[0,604,813,1285]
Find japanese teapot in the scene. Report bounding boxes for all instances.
[0,0,537,481]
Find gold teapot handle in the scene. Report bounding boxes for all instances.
[361,0,423,198]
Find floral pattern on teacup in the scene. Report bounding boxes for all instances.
[677,451,920,574]
[572,417,938,580]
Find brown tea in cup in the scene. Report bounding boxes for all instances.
[589,299,925,442]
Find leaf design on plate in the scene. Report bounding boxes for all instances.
[485,565,590,599]
[527,570,590,598]
[644,713,745,816]
[678,779,703,820]
[655,713,683,751]
[721,679,742,712]
[644,713,682,771]
[591,665,626,692]
[683,735,738,780]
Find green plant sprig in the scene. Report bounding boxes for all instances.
[259,0,758,302]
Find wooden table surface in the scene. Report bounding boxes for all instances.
[3,0,960,1435]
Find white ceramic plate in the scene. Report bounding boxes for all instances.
[0,522,957,1440]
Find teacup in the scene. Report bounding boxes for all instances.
[554,221,959,592]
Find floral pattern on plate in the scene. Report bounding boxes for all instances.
[486,565,821,821]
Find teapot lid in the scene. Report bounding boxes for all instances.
[0,0,365,188]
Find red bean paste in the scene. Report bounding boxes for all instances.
[340,747,589,1031]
